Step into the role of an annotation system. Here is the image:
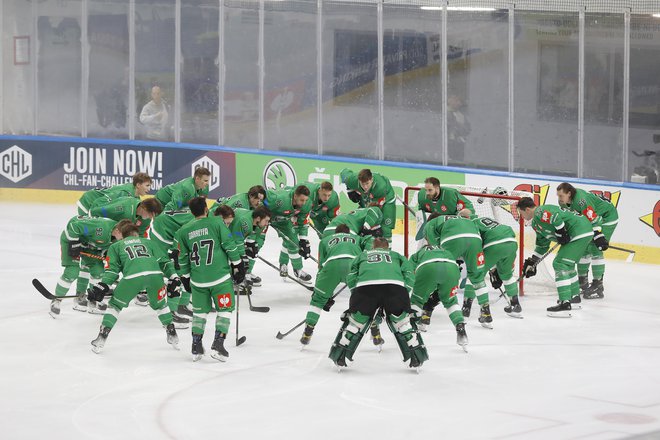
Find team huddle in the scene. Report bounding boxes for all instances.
[46,166,618,370]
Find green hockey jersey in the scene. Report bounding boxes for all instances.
[63,216,118,251]
[417,186,474,216]
[347,248,414,292]
[531,204,593,254]
[340,168,395,209]
[155,177,209,211]
[560,188,619,231]
[424,215,481,246]
[304,182,340,234]
[149,209,195,246]
[325,207,383,236]
[175,216,241,287]
[318,232,371,267]
[409,245,460,272]
[102,236,175,285]
[471,217,516,250]
[264,187,312,237]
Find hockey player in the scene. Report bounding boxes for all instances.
[88,196,163,236]
[467,216,522,318]
[155,167,211,211]
[423,213,491,328]
[209,185,267,212]
[340,168,396,241]
[147,208,195,324]
[77,172,152,215]
[304,181,340,236]
[174,197,246,362]
[213,205,271,290]
[408,245,467,349]
[88,222,181,354]
[517,197,593,317]
[417,177,474,217]
[557,182,618,299]
[263,185,313,284]
[323,207,384,238]
[210,185,268,286]
[50,217,131,318]
[329,238,427,370]
[300,224,370,346]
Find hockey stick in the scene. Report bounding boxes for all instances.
[235,284,246,346]
[513,243,560,287]
[276,284,349,339]
[237,282,270,313]
[396,195,417,217]
[80,251,104,260]
[607,245,636,263]
[32,278,111,301]
[279,232,319,264]
[256,255,314,291]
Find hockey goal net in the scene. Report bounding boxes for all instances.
[402,185,556,296]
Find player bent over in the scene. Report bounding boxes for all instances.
[557,182,618,299]
[50,217,130,318]
[408,245,467,350]
[300,224,370,346]
[470,216,522,318]
[423,213,490,328]
[329,238,427,370]
[517,197,593,317]
[88,222,181,353]
[174,197,246,362]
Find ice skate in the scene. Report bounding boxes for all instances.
[370,322,384,351]
[73,292,88,312]
[418,310,432,332]
[165,323,179,349]
[91,326,111,354]
[583,278,604,299]
[461,297,473,318]
[245,273,262,287]
[279,264,288,280]
[87,300,107,315]
[134,291,149,306]
[504,295,523,319]
[578,275,590,296]
[192,334,205,361]
[300,324,315,348]
[210,331,229,362]
[49,299,61,319]
[478,304,493,329]
[293,269,313,285]
[570,294,582,310]
[175,304,193,319]
[456,322,468,352]
[172,313,190,329]
[547,300,572,318]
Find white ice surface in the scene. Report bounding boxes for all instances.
[1,202,660,440]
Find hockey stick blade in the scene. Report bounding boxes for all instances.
[276,319,306,340]
[32,279,60,300]
[247,290,270,313]
[236,336,247,346]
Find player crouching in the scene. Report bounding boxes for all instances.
[328,238,428,371]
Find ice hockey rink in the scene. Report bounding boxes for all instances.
[1,201,659,440]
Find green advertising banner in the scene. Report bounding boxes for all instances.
[235,153,466,231]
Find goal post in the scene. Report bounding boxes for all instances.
[403,186,532,295]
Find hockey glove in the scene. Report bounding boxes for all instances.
[88,282,109,302]
[180,276,191,293]
[347,190,361,204]
[323,298,335,312]
[555,226,570,245]
[231,261,246,285]
[523,255,541,279]
[168,249,180,270]
[489,268,503,290]
[68,240,82,259]
[245,240,259,258]
[166,276,181,298]
[593,230,609,251]
[298,239,311,259]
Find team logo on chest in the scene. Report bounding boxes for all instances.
[441,205,447,212]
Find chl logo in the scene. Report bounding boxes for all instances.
[192,156,220,192]
[0,145,32,183]
[263,159,296,190]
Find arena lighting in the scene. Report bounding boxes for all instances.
[420,6,497,11]
[652,13,660,18]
